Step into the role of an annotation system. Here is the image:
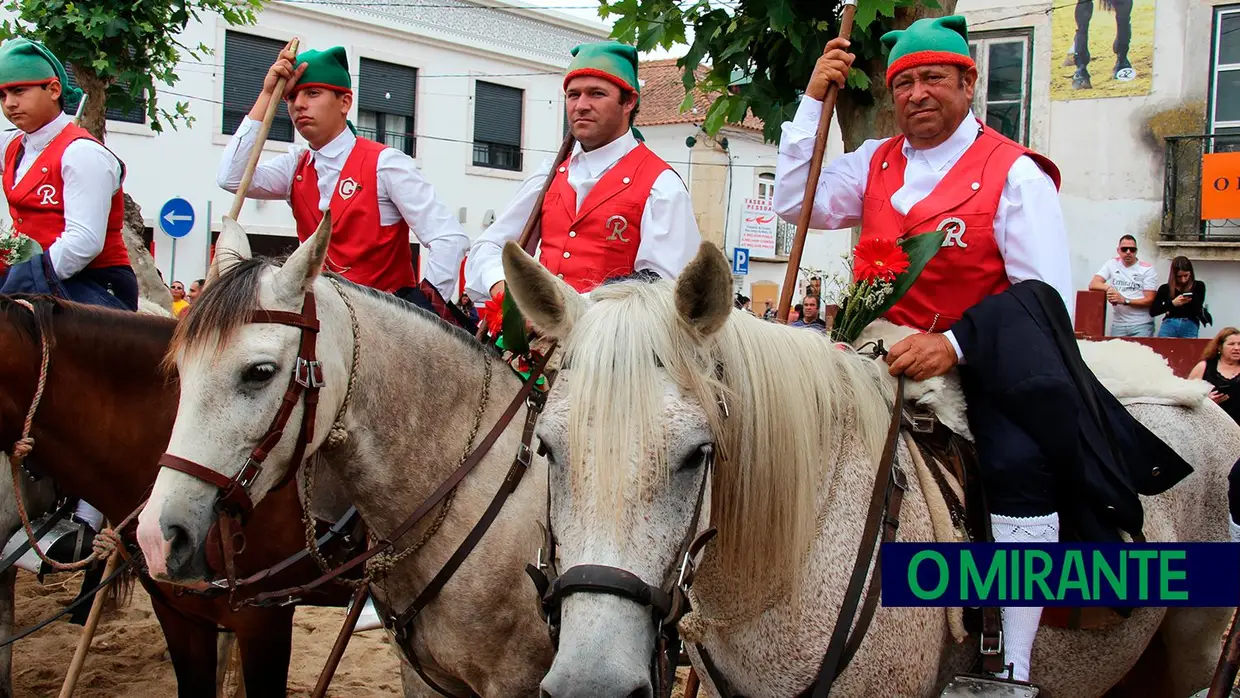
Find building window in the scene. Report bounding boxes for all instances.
[473,81,523,171]
[223,31,293,142]
[62,65,145,124]
[357,58,416,156]
[1211,7,1240,151]
[756,171,795,257]
[968,30,1032,145]
[756,171,775,200]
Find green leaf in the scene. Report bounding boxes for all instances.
[768,0,793,30]
[701,95,729,135]
[846,69,871,91]
[501,290,530,356]
[873,231,947,317]
[679,90,696,113]
[726,94,749,123]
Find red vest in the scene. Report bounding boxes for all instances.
[290,137,415,293]
[859,123,1061,332]
[3,123,130,271]
[539,143,671,292]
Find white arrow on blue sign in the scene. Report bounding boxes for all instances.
[732,247,749,275]
[159,197,195,239]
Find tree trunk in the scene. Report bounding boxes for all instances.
[67,64,172,311]
[833,1,961,152]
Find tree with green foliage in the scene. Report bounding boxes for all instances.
[0,0,265,307]
[600,0,955,150]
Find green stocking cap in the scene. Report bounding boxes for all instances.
[291,46,352,95]
[564,41,640,100]
[880,15,976,86]
[0,38,82,104]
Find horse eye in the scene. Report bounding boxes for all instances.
[242,363,278,385]
[679,444,713,472]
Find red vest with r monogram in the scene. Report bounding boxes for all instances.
[290,137,415,294]
[3,123,130,271]
[859,122,1061,333]
[539,142,671,293]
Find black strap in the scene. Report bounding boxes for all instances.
[0,557,133,649]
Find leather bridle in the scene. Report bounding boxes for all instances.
[525,439,719,698]
[158,290,325,586]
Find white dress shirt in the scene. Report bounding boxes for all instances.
[464,130,701,302]
[0,112,122,279]
[218,118,470,298]
[774,96,1073,359]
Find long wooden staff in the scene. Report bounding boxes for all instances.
[311,584,371,698]
[1206,607,1240,698]
[776,0,858,323]
[228,38,301,221]
[57,527,119,698]
[518,132,576,253]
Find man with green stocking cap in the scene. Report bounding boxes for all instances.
[0,36,138,604]
[219,40,471,321]
[775,15,1192,689]
[465,40,700,303]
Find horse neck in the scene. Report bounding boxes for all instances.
[0,306,177,521]
[318,288,524,538]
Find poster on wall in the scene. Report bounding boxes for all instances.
[1050,0,1155,100]
[740,198,778,259]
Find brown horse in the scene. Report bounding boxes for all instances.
[0,295,355,697]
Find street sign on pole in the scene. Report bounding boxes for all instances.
[159,198,195,239]
[732,247,749,275]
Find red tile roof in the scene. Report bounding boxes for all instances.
[636,58,764,132]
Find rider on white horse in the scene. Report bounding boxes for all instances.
[775,15,1193,686]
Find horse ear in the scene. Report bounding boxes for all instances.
[273,211,332,305]
[206,216,252,285]
[502,241,585,338]
[674,242,733,340]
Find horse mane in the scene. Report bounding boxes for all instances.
[563,279,892,592]
[0,294,174,358]
[167,255,488,372]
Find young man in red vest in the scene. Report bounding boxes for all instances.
[0,37,137,591]
[775,17,1196,688]
[219,41,470,314]
[464,41,700,302]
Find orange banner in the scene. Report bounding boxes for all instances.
[1201,152,1240,220]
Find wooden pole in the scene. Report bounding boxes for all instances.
[776,0,858,323]
[228,38,301,222]
[1207,606,1240,698]
[311,585,371,698]
[517,132,576,253]
[57,548,120,698]
[683,667,702,698]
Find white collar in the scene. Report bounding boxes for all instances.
[309,125,355,162]
[901,113,981,171]
[571,130,638,178]
[22,112,72,153]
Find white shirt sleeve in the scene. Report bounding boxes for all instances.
[1141,265,1159,291]
[51,140,121,279]
[464,159,553,302]
[0,129,18,180]
[635,170,701,281]
[944,156,1073,363]
[376,149,470,299]
[773,96,884,230]
[216,117,300,200]
[1094,259,1114,282]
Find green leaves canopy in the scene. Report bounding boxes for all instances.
[0,0,263,133]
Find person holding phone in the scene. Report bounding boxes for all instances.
[1150,255,1207,338]
[1189,328,1240,423]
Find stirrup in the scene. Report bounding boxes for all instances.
[349,597,383,634]
[1,515,94,577]
[1190,690,1240,698]
[940,673,1040,698]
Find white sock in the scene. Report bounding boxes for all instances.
[990,512,1059,683]
[72,501,104,531]
[1230,517,1240,543]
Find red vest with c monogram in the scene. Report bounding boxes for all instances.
[859,122,1061,333]
[290,137,415,293]
[3,123,130,270]
[539,142,671,293]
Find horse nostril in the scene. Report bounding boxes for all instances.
[164,524,193,570]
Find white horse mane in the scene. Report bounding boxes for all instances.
[563,279,894,591]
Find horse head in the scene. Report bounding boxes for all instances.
[505,241,732,697]
[136,214,351,583]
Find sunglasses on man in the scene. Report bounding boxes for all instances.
[1119,246,1137,253]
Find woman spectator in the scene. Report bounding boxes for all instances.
[1189,327,1240,424]
[1150,256,1207,338]
[169,281,189,318]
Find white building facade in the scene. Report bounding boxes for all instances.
[1,0,607,293]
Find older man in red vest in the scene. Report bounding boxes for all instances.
[465,41,700,301]
[219,41,470,312]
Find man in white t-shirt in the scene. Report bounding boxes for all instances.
[1089,235,1157,336]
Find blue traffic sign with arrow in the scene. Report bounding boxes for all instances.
[159,197,195,239]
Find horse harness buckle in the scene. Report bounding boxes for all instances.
[296,357,325,389]
[904,407,936,434]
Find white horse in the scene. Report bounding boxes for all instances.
[502,239,1238,698]
[134,219,553,696]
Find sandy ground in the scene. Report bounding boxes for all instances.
[10,570,402,697]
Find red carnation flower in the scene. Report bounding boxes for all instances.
[853,237,910,282]
[479,288,505,338]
